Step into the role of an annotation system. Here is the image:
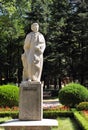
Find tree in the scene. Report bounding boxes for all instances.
[0,0,88,88]
[43,0,70,88]
[0,0,31,84]
[63,0,88,84]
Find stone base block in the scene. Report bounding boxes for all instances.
[0,126,51,130]
[19,81,43,121]
[0,119,58,130]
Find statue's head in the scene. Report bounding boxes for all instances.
[31,23,39,33]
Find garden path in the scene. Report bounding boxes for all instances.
[43,98,61,108]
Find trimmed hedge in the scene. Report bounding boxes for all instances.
[0,111,19,119]
[0,84,19,107]
[59,83,88,107]
[74,112,88,130]
[0,111,73,119]
[43,111,73,118]
[76,102,88,110]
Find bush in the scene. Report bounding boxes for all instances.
[77,102,88,110]
[0,84,19,107]
[58,83,88,107]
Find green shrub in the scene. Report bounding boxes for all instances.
[58,83,88,107]
[76,102,88,110]
[0,84,19,107]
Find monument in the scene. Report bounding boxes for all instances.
[19,22,46,121]
[21,23,46,82]
[0,23,58,130]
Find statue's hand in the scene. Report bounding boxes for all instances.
[35,46,40,50]
[34,55,39,60]
[35,46,42,54]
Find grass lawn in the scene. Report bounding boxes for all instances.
[0,117,12,124]
[52,117,81,130]
[0,117,12,130]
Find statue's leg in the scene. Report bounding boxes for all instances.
[32,65,41,82]
[31,57,43,82]
[27,63,32,81]
[21,53,29,81]
[36,57,43,81]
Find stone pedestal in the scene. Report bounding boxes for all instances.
[19,81,43,121]
[0,119,58,130]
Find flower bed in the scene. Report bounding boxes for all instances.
[0,104,70,112]
[0,106,19,112]
[81,110,88,121]
[43,105,70,111]
[0,105,71,119]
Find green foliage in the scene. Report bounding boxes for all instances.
[43,0,70,79]
[58,83,88,107]
[0,84,19,107]
[0,110,73,119]
[0,111,19,119]
[0,0,88,85]
[74,112,88,130]
[43,111,73,118]
[76,102,88,110]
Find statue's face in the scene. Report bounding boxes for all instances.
[31,23,39,33]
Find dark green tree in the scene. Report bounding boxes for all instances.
[0,0,30,84]
[63,0,88,84]
[43,0,70,88]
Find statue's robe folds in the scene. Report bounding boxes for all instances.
[22,32,46,82]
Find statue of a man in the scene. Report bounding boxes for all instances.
[21,23,46,82]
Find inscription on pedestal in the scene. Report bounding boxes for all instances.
[19,82,43,121]
[23,87,37,91]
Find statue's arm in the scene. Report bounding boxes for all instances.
[24,34,31,51]
[35,34,46,54]
[40,40,46,54]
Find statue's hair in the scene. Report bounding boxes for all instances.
[31,23,39,28]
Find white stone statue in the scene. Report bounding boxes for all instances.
[21,23,46,82]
